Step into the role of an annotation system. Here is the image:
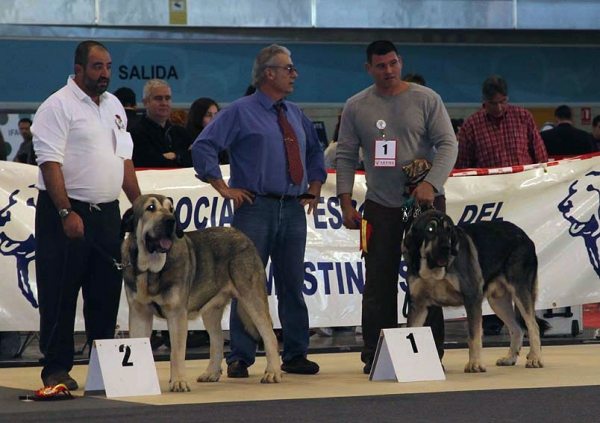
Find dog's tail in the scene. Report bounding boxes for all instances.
[535,317,551,336]
[516,312,551,337]
[236,305,263,341]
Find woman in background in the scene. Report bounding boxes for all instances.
[186,97,228,164]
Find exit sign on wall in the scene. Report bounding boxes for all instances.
[581,107,592,125]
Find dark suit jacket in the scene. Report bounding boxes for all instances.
[541,123,597,156]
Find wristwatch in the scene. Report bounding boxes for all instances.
[58,208,72,219]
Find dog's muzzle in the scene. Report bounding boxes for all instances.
[145,216,176,253]
[428,244,451,269]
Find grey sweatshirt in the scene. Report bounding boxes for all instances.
[336,83,458,208]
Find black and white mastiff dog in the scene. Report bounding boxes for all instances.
[121,194,282,391]
[402,210,548,373]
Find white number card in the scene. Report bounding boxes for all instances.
[374,139,397,167]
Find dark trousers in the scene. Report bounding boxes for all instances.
[227,196,309,365]
[36,191,123,379]
[361,197,446,364]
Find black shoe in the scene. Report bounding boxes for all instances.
[363,358,373,375]
[281,356,319,375]
[42,370,79,391]
[227,361,249,378]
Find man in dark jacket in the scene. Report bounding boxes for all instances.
[129,79,193,168]
[592,115,600,152]
[541,105,597,157]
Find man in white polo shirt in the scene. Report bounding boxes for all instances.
[32,40,141,390]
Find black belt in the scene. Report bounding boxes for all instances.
[256,193,315,201]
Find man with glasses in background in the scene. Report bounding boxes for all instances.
[455,75,547,169]
[192,44,326,378]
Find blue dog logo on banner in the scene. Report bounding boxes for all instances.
[558,171,600,278]
[0,186,38,308]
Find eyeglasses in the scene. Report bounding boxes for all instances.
[269,65,298,74]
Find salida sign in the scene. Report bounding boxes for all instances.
[118,65,179,80]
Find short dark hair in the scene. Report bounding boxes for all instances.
[366,40,398,64]
[593,115,600,128]
[113,87,137,107]
[482,75,508,100]
[554,105,572,121]
[74,40,107,68]
[18,117,32,126]
[403,73,426,86]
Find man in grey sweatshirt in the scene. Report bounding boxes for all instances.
[336,40,457,374]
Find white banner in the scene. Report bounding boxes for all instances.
[1,156,599,331]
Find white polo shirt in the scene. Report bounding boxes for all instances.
[32,76,133,204]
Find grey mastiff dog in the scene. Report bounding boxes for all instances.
[121,194,282,392]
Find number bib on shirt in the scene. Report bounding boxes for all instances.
[374,139,397,167]
[114,128,133,159]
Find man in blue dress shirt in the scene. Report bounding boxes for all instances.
[192,44,326,377]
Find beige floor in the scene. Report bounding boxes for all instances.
[2,344,598,405]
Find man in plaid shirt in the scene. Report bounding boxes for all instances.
[455,75,548,169]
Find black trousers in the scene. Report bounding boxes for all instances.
[35,191,123,378]
[361,197,446,364]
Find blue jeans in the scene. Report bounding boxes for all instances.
[227,196,309,365]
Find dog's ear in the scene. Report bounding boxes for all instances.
[175,219,184,239]
[449,222,459,256]
[120,207,134,239]
[174,213,184,239]
[403,225,413,253]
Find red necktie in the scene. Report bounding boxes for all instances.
[275,104,304,185]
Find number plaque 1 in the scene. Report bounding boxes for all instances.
[85,338,161,398]
[369,327,446,383]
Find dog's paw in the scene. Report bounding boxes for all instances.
[525,355,544,368]
[197,371,222,382]
[170,380,191,392]
[464,361,486,373]
[496,356,518,366]
[261,370,283,383]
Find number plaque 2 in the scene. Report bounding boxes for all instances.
[85,338,161,398]
[369,327,445,382]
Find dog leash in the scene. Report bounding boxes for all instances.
[400,198,436,318]
[87,238,130,270]
[400,198,438,223]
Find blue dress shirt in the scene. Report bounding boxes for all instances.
[192,89,326,196]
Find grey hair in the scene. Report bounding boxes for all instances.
[252,44,292,87]
[143,79,170,100]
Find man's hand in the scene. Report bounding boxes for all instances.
[62,212,84,239]
[218,186,254,209]
[339,193,362,230]
[163,152,177,161]
[411,181,435,207]
[302,181,323,215]
[208,178,253,209]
